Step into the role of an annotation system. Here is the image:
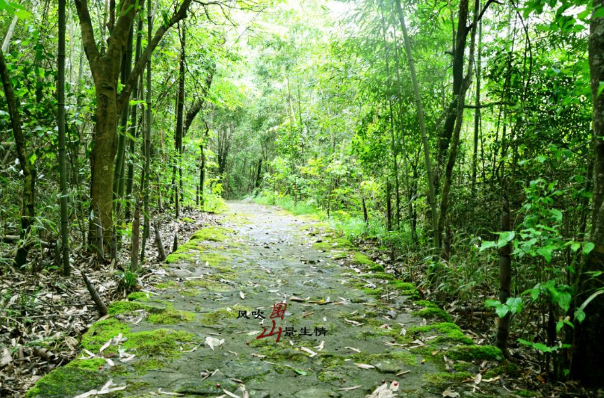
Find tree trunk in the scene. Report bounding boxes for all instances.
[471,18,482,194]
[140,0,153,263]
[199,145,206,207]
[439,0,470,167]
[571,1,604,385]
[0,49,36,270]
[495,192,512,354]
[58,0,70,276]
[394,0,439,250]
[73,0,193,250]
[437,0,480,248]
[174,22,186,218]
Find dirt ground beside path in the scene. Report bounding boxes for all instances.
[26,201,513,398]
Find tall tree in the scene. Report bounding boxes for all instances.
[58,0,70,275]
[571,0,604,385]
[394,0,439,250]
[73,0,193,250]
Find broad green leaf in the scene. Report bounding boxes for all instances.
[497,231,515,248]
[583,242,595,255]
[479,241,497,251]
[495,306,509,318]
[570,242,581,252]
[537,247,553,262]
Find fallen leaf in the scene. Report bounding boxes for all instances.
[300,347,317,357]
[337,385,362,391]
[345,346,361,353]
[1,348,12,367]
[355,363,375,369]
[205,337,225,351]
[314,341,325,351]
[442,387,459,397]
[239,291,245,300]
[157,388,183,396]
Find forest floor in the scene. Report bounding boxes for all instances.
[25,201,527,398]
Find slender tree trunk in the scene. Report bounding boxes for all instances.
[58,0,70,276]
[0,49,36,270]
[125,14,144,220]
[199,145,205,207]
[495,191,512,354]
[471,19,482,194]
[571,1,604,385]
[386,181,392,231]
[394,0,439,250]
[255,159,262,189]
[174,22,186,218]
[439,0,470,168]
[140,0,152,262]
[437,0,480,250]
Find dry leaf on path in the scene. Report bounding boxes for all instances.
[205,337,225,351]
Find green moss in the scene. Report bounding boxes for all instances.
[412,306,453,322]
[184,279,231,292]
[369,264,385,272]
[484,362,521,378]
[350,351,418,369]
[26,366,108,398]
[179,288,200,296]
[201,306,251,325]
[127,291,154,301]
[191,227,234,242]
[66,358,106,371]
[123,329,194,357]
[165,252,198,264]
[352,252,375,266]
[408,323,473,345]
[414,300,437,307]
[317,370,342,382]
[363,288,383,297]
[313,236,351,251]
[198,252,230,267]
[447,345,503,361]
[81,318,130,353]
[108,300,149,315]
[181,217,195,223]
[132,358,165,374]
[452,361,475,372]
[424,371,473,387]
[155,281,178,289]
[391,281,415,291]
[360,272,394,281]
[148,305,196,324]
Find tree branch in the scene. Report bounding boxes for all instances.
[73,0,101,78]
[184,66,215,135]
[118,0,193,111]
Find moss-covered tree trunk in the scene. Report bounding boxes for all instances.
[73,0,193,251]
[571,0,604,386]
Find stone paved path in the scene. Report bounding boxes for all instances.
[27,201,511,398]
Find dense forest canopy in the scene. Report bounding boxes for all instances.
[1,0,604,395]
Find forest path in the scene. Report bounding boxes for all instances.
[28,201,509,398]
